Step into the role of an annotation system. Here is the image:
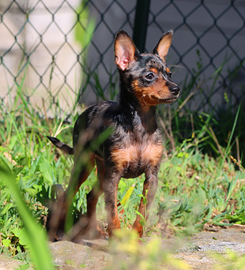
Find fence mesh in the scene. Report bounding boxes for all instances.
[0,0,244,115]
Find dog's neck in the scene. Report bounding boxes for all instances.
[118,77,158,134]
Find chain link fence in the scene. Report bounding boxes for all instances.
[0,0,244,116]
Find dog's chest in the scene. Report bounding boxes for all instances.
[110,136,163,177]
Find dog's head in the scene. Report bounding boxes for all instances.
[114,30,179,108]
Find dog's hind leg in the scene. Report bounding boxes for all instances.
[48,154,95,241]
[73,157,107,239]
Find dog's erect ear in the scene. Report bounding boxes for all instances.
[153,30,173,62]
[114,30,139,71]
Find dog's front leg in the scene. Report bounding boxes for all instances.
[103,169,121,237]
[133,172,158,238]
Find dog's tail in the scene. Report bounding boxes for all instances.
[47,136,74,155]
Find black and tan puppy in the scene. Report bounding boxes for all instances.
[48,30,179,239]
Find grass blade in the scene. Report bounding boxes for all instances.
[0,166,54,270]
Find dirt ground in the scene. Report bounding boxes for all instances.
[1,225,245,269]
[171,224,245,269]
[49,224,245,269]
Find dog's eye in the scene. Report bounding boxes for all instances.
[145,72,155,81]
[166,67,172,78]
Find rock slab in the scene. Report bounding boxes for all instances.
[49,240,111,270]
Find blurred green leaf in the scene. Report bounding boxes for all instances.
[0,166,54,270]
[2,239,11,248]
[39,159,54,185]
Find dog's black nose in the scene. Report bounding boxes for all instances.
[170,85,180,96]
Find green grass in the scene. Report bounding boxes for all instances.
[0,55,245,268]
[0,167,54,270]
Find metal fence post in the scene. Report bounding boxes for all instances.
[133,0,151,53]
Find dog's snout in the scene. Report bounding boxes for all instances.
[170,85,180,96]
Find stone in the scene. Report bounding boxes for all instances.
[49,240,111,270]
[0,254,32,270]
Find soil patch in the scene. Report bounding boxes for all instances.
[1,226,245,269]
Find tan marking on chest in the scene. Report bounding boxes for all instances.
[111,143,163,171]
[142,143,163,166]
[111,145,138,171]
